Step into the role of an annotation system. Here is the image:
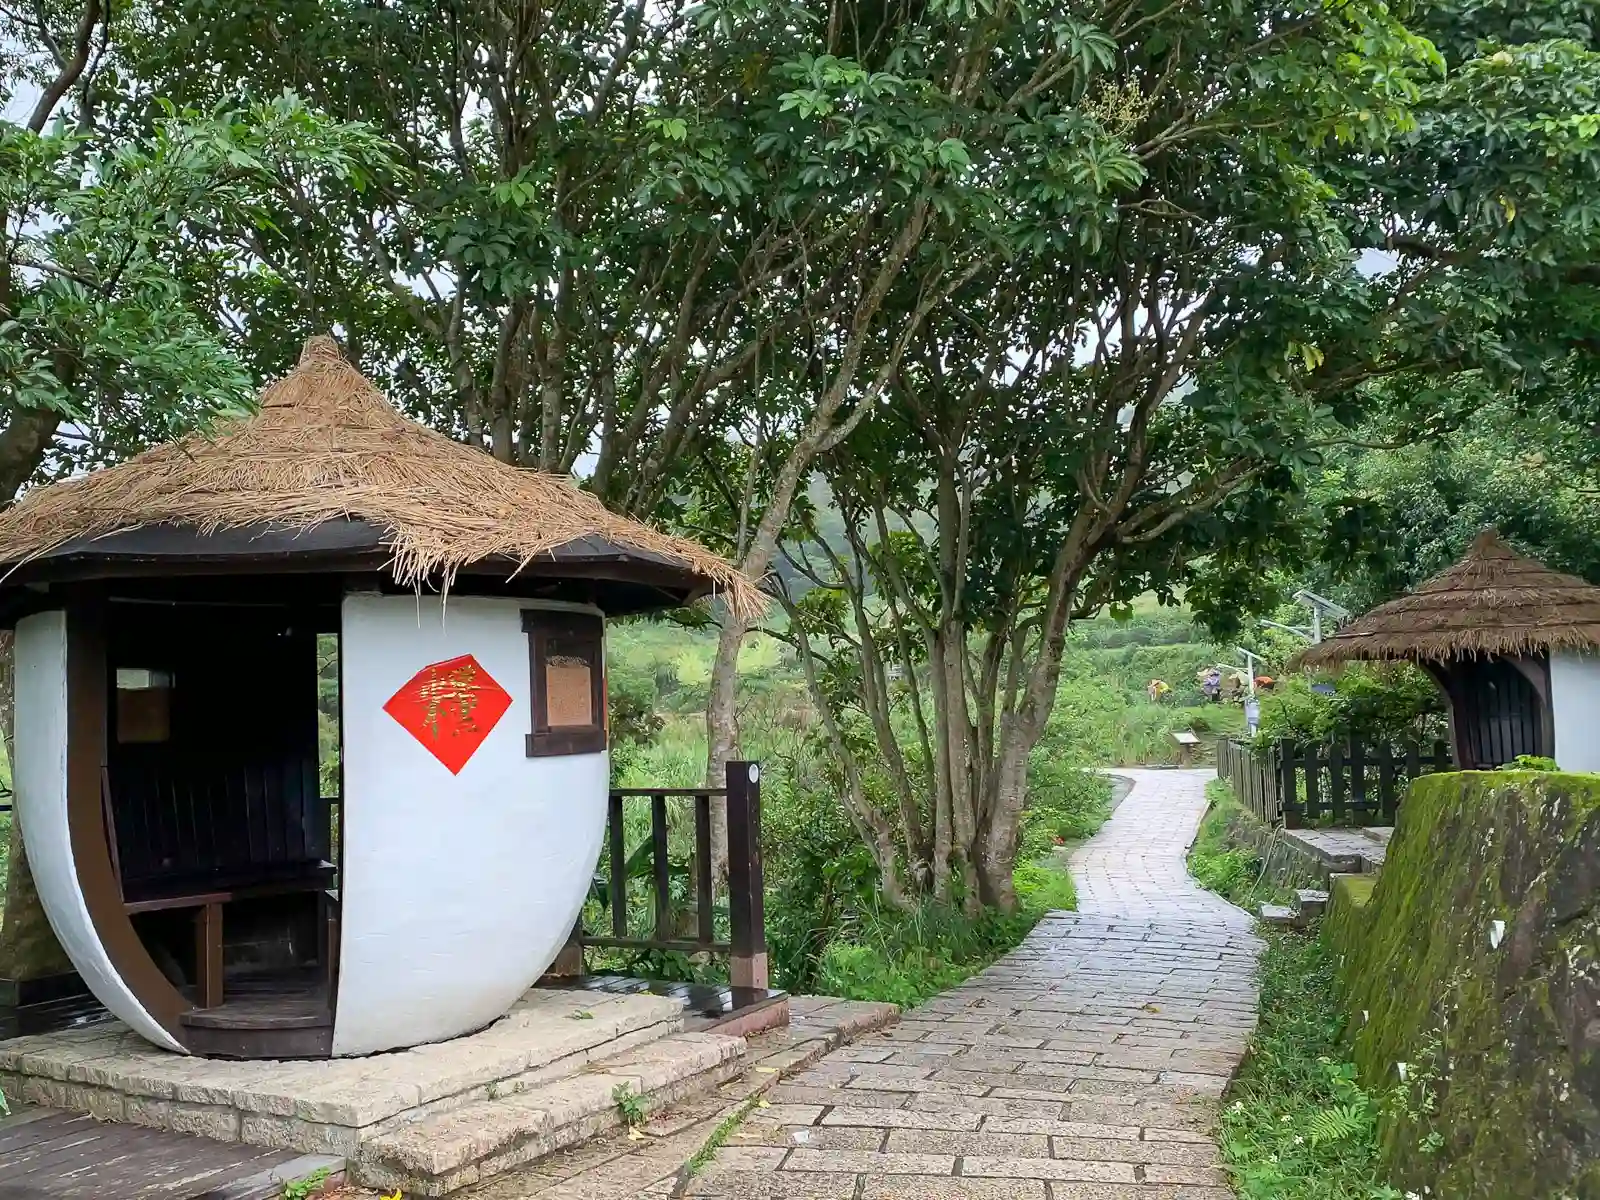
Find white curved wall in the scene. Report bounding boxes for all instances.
[333,594,608,1056]
[13,612,183,1052]
[1550,651,1600,774]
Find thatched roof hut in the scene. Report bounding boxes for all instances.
[1294,531,1600,668]
[0,335,761,617]
[0,336,765,1063]
[1294,531,1600,773]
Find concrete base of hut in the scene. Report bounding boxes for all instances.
[0,988,750,1195]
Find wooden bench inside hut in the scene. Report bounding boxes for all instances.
[103,595,339,1054]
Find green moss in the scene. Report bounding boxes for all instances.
[1330,770,1600,1198]
[1334,874,1378,908]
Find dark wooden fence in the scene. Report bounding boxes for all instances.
[1218,737,1453,827]
[578,760,767,988]
[1216,738,1285,826]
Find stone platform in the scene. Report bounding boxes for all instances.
[0,988,748,1195]
[1283,824,1392,875]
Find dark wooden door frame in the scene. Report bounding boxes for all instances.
[63,589,191,1046]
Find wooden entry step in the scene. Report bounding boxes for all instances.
[0,1105,341,1199]
[177,969,333,1059]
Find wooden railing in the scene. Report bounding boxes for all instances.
[576,760,767,989]
[1216,737,1284,826]
[1218,737,1454,828]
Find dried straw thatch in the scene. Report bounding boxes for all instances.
[0,336,763,617]
[1294,530,1600,668]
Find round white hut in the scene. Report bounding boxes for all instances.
[1295,530,1600,772]
[0,337,758,1059]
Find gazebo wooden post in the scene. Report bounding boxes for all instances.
[725,761,766,994]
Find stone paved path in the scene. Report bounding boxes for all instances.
[1070,770,1256,933]
[689,768,1263,1200]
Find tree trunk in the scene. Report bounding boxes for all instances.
[0,404,74,985]
[0,407,61,504]
[704,615,743,875]
[974,730,1030,911]
[0,632,71,983]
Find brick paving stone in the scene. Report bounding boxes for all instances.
[686,769,1262,1200]
[1049,1136,1221,1166]
[858,1179,1049,1200]
[1043,1186,1234,1200]
[909,1094,1065,1119]
[769,1125,888,1151]
[782,1150,957,1175]
[881,1129,1050,1156]
[821,1107,982,1133]
[960,1155,1136,1183]
[984,1117,1143,1140]
[685,1171,858,1199]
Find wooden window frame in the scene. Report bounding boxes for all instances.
[523,610,607,756]
[113,667,174,745]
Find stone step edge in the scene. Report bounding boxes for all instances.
[664,1008,904,1183]
[361,1014,685,1139]
[1294,888,1330,910]
[1259,903,1298,927]
[353,1032,748,1196]
[482,999,904,1199]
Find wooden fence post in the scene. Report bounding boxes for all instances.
[726,761,767,992]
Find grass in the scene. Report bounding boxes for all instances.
[612,1082,647,1128]
[1189,782,1401,1198]
[1187,779,1288,910]
[1219,934,1402,1200]
[1013,858,1078,911]
[812,877,1057,1008]
[684,1096,761,1178]
[280,1167,333,1200]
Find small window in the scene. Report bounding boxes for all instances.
[523,611,606,756]
[115,668,173,744]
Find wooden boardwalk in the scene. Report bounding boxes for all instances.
[0,1106,335,1199]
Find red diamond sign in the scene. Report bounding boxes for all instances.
[383,654,513,775]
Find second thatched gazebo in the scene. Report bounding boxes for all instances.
[1296,530,1600,773]
[0,336,759,1061]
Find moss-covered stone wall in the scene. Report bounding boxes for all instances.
[1325,771,1600,1198]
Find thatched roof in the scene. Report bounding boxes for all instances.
[1294,530,1600,668]
[0,336,762,617]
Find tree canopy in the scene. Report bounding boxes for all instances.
[6,0,1600,914]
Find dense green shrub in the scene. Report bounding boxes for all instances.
[814,896,1040,1007]
[1254,663,1445,748]
[1019,756,1112,857]
[1073,605,1199,649]
[760,744,881,992]
[1187,782,1280,909]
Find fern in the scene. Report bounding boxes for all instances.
[1307,1101,1369,1146]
